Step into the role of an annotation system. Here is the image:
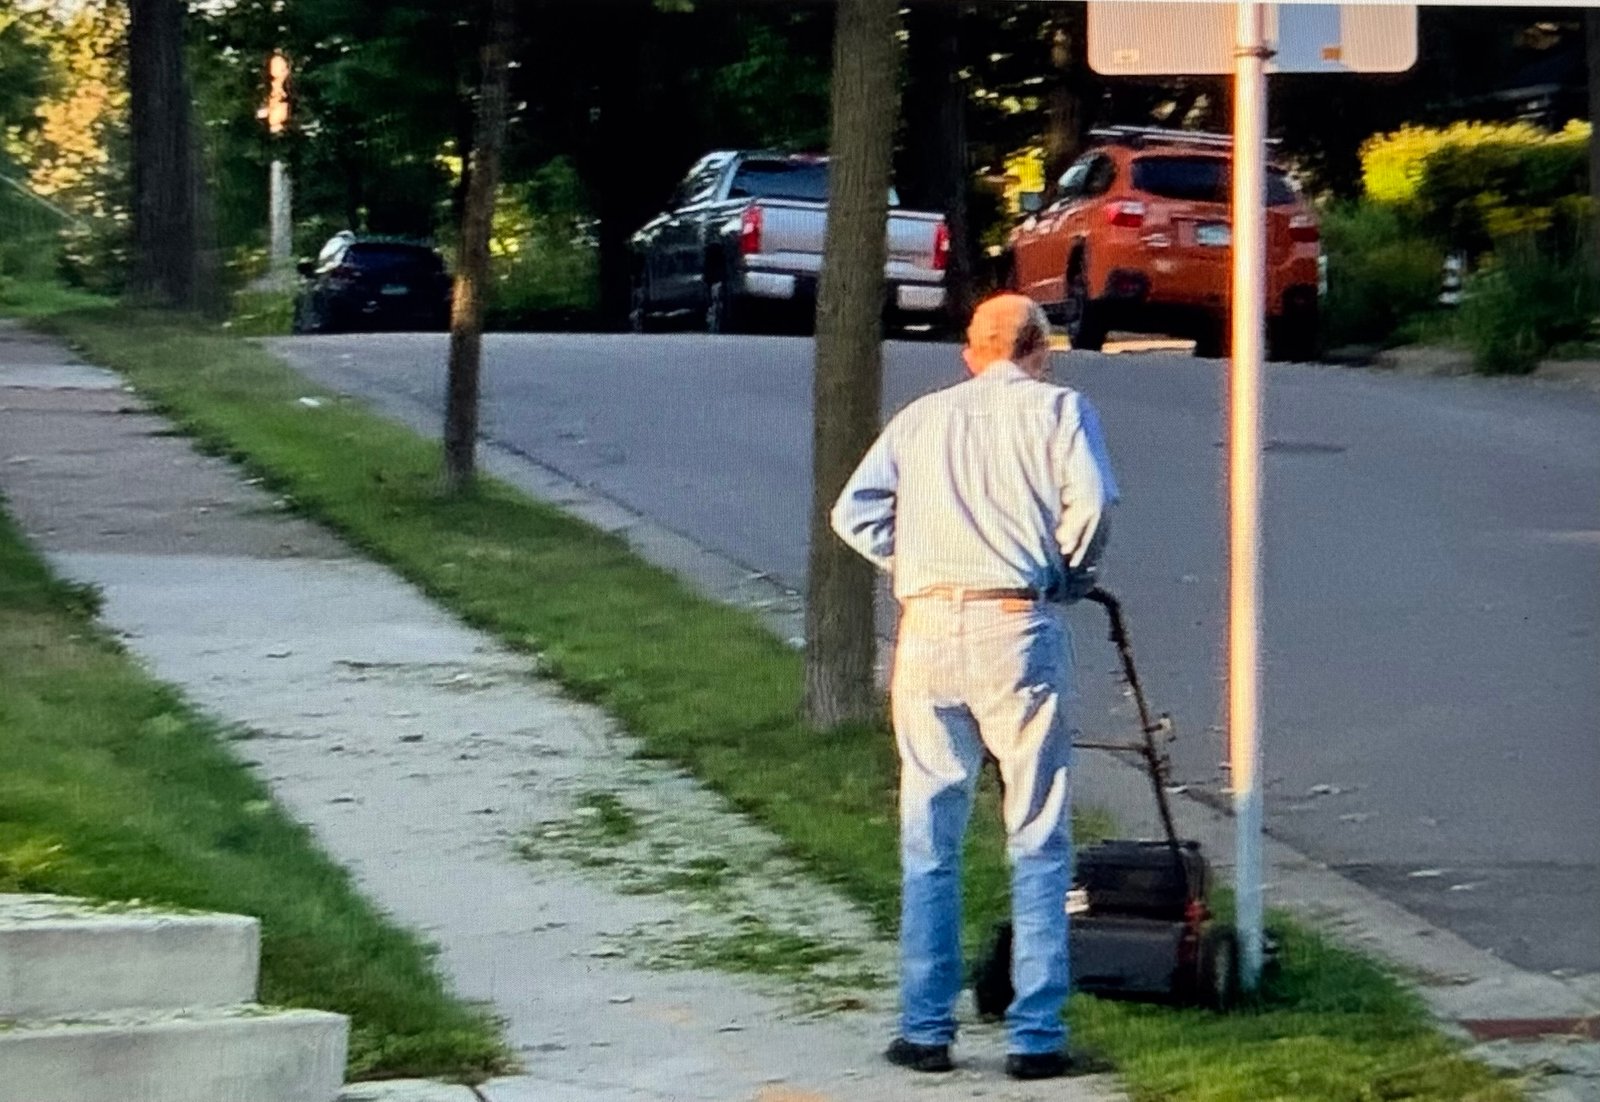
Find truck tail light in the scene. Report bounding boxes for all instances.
[1289,214,1320,244]
[1105,200,1146,229]
[932,222,950,271]
[739,207,763,256]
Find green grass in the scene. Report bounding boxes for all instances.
[0,504,510,1081]
[226,288,296,338]
[0,278,106,319]
[16,295,1524,1101]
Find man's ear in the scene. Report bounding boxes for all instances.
[962,347,982,376]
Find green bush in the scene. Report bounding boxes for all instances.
[1361,120,1591,258]
[1320,202,1445,348]
[481,158,599,330]
[486,242,598,330]
[1459,236,1599,375]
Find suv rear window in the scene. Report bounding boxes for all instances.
[1131,156,1297,206]
[346,245,443,277]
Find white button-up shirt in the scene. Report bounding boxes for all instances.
[830,361,1119,602]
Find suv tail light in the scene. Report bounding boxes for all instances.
[932,222,950,271]
[1289,214,1320,243]
[739,207,763,256]
[1105,200,1146,229]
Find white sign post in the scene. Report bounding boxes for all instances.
[1086,1,1416,993]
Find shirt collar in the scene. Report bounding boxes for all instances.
[974,360,1031,382]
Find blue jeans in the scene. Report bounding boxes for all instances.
[890,596,1074,1056]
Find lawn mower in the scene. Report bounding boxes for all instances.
[970,587,1242,1015]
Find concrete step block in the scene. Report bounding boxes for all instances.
[0,1005,348,1102]
[0,894,259,1018]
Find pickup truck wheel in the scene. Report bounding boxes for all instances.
[628,279,657,334]
[706,280,741,335]
[1063,264,1107,352]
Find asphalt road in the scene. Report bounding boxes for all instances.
[272,331,1600,978]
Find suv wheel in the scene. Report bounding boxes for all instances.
[1063,262,1107,352]
[1195,318,1231,360]
[293,296,329,335]
[995,253,1018,293]
[1268,303,1320,363]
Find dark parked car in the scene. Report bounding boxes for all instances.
[291,233,452,334]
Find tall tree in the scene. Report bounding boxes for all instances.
[1040,12,1085,195]
[127,0,200,308]
[443,0,515,494]
[1588,11,1600,271]
[803,0,901,728]
[902,1,975,325]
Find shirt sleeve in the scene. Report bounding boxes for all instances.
[1054,394,1119,598]
[830,422,899,573]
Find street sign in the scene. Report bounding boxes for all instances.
[1085,0,1417,996]
[1088,3,1417,76]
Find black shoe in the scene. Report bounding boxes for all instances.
[1006,1051,1071,1080]
[885,1037,954,1073]
[1004,1042,1107,1081]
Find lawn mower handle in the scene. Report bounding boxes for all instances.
[1080,587,1185,866]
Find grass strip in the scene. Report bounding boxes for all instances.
[26,299,1522,1101]
[0,495,509,1081]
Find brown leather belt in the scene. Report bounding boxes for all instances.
[910,585,1041,602]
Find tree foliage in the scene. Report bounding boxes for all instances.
[0,2,52,140]
[2,1,1587,311]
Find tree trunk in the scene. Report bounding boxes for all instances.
[1588,11,1600,271]
[903,1,975,326]
[1042,16,1084,198]
[803,0,900,729]
[593,9,648,332]
[443,0,514,495]
[127,0,199,309]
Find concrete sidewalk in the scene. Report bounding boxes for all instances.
[0,323,1132,1100]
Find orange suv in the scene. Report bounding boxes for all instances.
[1003,127,1321,361]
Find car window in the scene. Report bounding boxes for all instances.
[1084,156,1117,197]
[670,158,722,208]
[726,159,901,207]
[683,160,726,205]
[1131,155,1297,206]
[344,245,444,278]
[1056,162,1090,199]
[729,160,829,202]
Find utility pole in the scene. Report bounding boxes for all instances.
[261,51,293,287]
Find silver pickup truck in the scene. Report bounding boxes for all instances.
[628,151,950,334]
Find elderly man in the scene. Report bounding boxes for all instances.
[830,293,1118,1080]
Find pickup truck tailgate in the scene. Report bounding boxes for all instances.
[752,200,945,284]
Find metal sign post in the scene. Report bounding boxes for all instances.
[1229,0,1269,993]
[1086,1,1417,994]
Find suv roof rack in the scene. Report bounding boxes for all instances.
[1089,125,1282,150]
